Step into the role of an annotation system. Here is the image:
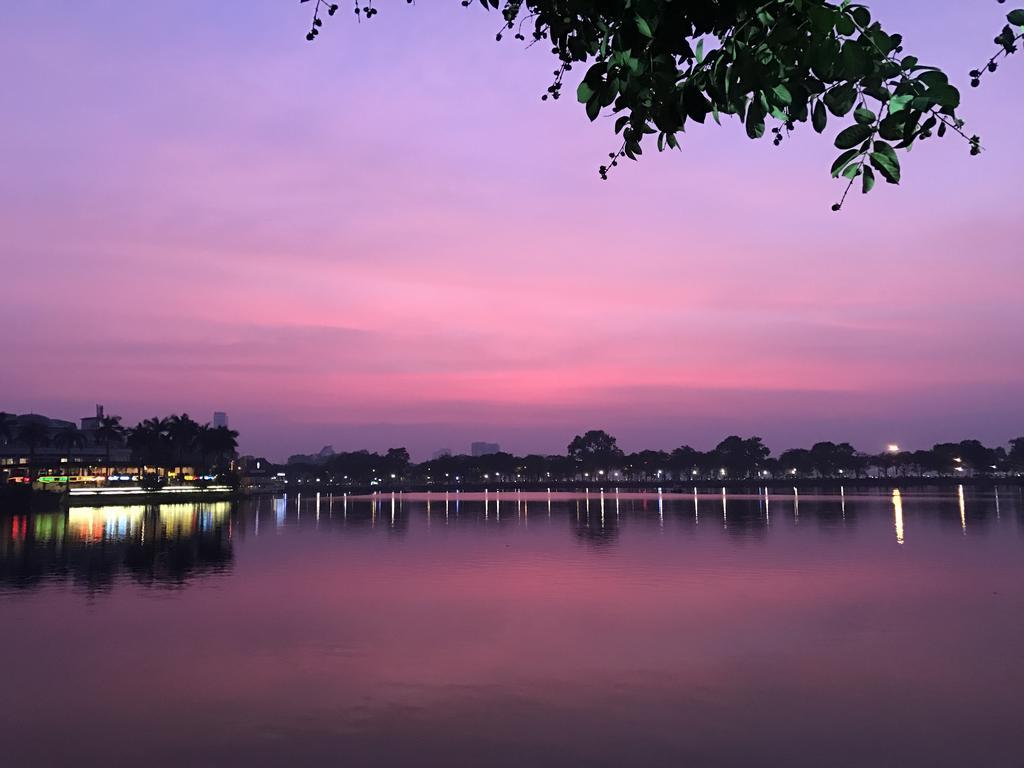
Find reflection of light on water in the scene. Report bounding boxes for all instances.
[892,489,904,544]
[160,504,197,536]
[14,513,66,544]
[69,506,144,542]
[958,485,966,534]
[275,496,286,528]
[195,502,230,536]
[721,487,727,528]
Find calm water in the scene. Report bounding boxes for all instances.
[2,487,1024,767]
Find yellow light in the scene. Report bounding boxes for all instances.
[958,485,966,533]
[892,489,904,544]
[887,444,900,454]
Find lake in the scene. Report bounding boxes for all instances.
[2,487,1023,767]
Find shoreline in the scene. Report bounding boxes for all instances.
[2,476,1021,513]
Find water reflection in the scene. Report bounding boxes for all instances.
[2,488,1022,595]
[0,502,233,593]
[892,489,905,544]
[2,487,1024,768]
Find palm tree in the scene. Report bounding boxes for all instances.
[196,424,239,472]
[166,413,200,470]
[95,415,125,465]
[53,425,86,491]
[128,417,169,467]
[53,424,86,463]
[16,420,51,479]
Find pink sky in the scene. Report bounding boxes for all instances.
[2,2,1022,459]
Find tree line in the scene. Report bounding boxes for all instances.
[283,430,1024,485]
[125,414,239,472]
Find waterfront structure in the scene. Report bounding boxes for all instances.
[0,406,130,470]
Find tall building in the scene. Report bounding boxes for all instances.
[432,448,452,460]
[213,411,228,428]
[471,441,501,457]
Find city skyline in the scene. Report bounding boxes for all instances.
[2,2,1022,461]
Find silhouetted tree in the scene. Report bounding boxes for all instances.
[779,448,814,477]
[53,424,86,463]
[0,412,14,445]
[1009,437,1024,472]
[166,414,201,469]
[568,430,624,474]
[16,420,50,478]
[712,436,770,478]
[128,417,171,466]
[196,424,239,471]
[95,415,125,464]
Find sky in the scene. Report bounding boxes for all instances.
[1,2,1022,461]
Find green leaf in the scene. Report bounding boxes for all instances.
[831,148,860,177]
[861,165,876,194]
[888,94,913,114]
[869,141,901,184]
[824,84,856,116]
[577,81,595,104]
[682,85,710,123]
[745,100,766,139]
[585,96,601,121]
[771,84,792,106]
[812,101,827,133]
[854,107,877,125]
[834,123,873,149]
[1008,9,1024,26]
[696,38,704,63]
[928,83,961,109]
[635,15,653,38]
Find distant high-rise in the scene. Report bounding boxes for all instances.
[432,448,452,460]
[213,411,228,428]
[471,441,500,457]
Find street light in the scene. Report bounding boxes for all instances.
[887,444,900,454]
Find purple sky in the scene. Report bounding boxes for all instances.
[2,2,1022,460]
